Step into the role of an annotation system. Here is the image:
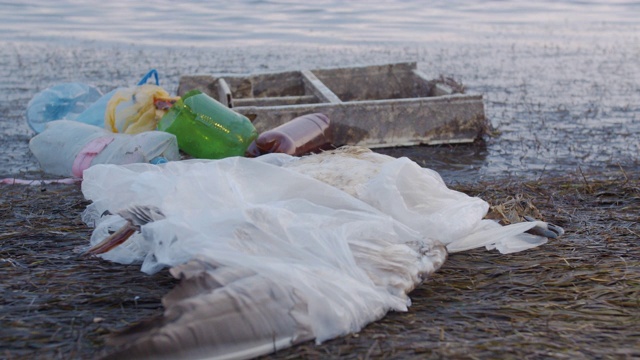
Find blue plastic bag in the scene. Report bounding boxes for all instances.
[26,83,103,133]
[26,70,160,134]
[73,88,119,129]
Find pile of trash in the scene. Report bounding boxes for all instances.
[26,69,334,178]
[12,69,567,360]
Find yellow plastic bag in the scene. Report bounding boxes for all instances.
[105,84,179,134]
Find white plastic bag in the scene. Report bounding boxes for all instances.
[29,120,180,178]
[80,148,549,351]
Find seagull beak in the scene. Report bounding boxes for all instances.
[84,221,138,256]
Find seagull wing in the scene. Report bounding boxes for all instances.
[103,257,314,360]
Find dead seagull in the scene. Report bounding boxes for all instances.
[81,146,563,360]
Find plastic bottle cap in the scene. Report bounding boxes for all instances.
[150,156,168,165]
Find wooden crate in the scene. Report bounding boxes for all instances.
[177,62,487,148]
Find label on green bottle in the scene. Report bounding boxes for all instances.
[159,90,257,159]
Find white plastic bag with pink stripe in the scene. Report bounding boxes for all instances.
[29,120,180,178]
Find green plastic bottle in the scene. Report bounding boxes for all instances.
[158,90,257,159]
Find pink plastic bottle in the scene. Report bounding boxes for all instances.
[246,113,333,157]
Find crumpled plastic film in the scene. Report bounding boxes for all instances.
[105,84,177,134]
[80,148,550,345]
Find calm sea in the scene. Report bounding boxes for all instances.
[1,0,638,181]
[2,0,639,47]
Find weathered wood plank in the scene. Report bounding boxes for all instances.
[233,94,485,148]
[216,78,233,108]
[301,70,342,104]
[233,95,318,107]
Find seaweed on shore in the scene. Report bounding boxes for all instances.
[1,169,638,359]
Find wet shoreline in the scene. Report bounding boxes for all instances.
[1,34,638,184]
[2,171,638,359]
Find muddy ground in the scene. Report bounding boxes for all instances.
[1,167,638,359]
